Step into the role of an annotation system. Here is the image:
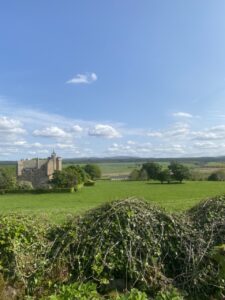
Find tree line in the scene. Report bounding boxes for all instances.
[129,161,190,183]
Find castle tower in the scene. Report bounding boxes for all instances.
[51,150,57,170]
[17,160,24,176]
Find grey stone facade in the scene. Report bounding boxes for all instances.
[17,151,62,188]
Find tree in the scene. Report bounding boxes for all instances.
[141,162,162,180]
[168,161,190,183]
[208,170,225,181]
[83,164,101,180]
[157,169,171,184]
[0,168,17,190]
[139,169,148,181]
[129,169,140,181]
[51,165,87,188]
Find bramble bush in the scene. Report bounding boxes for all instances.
[0,196,225,299]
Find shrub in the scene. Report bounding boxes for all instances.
[0,168,17,190]
[17,180,33,190]
[51,198,170,296]
[45,282,101,300]
[0,215,50,296]
[208,170,225,181]
[115,288,148,300]
[188,196,225,246]
[155,286,184,300]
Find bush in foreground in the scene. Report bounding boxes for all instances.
[0,196,225,299]
[50,198,171,296]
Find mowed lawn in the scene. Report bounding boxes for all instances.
[1,181,225,222]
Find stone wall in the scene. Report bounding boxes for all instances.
[17,154,62,188]
[18,163,49,188]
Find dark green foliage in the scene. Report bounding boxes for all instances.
[160,213,224,299]
[51,165,87,188]
[43,284,149,300]
[51,198,170,295]
[1,188,75,194]
[188,196,225,246]
[208,170,225,181]
[83,164,101,180]
[128,169,148,181]
[141,163,162,180]
[43,282,101,299]
[0,215,50,296]
[168,162,190,183]
[1,196,225,299]
[0,168,16,190]
[157,169,171,184]
[155,287,184,300]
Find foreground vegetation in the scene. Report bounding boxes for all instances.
[0,197,225,299]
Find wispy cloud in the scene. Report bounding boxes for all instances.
[173,112,193,118]
[66,72,97,84]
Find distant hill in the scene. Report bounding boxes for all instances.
[2,156,225,165]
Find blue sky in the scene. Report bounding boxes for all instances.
[1,1,225,159]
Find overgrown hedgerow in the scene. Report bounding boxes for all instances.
[0,196,225,299]
[48,198,171,296]
[48,197,225,299]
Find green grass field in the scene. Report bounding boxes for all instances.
[1,181,225,222]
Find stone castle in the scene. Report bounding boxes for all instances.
[17,151,62,188]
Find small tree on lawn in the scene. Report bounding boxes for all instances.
[141,162,162,180]
[157,169,171,184]
[168,161,190,183]
[83,164,101,180]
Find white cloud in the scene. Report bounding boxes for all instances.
[147,131,163,138]
[66,72,97,84]
[71,125,83,133]
[33,126,71,139]
[127,140,136,145]
[56,143,76,149]
[173,112,193,118]
[0,116,26,134]
[88,124,121,139]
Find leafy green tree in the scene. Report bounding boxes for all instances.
[168,161,190,183]
[141,162,162,180]
[129,169,140,181]
[83,164,101,180]
[139,169,148,181]
[157,169,171,184]
[51,165,87,188]
[0,168,16,190]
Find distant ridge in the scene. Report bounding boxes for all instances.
[1,156,225,165]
